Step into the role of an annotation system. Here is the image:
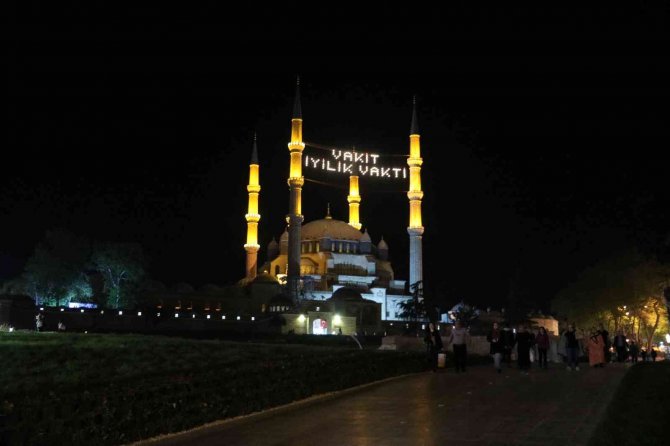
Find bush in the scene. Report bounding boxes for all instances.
[0,332,425,445]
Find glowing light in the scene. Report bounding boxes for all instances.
[236,316,241,320]
[118,310,123,315]
[192,314,195,319]
[157,313,161,317]
[298,314,306,322]
[665,334,670,343]
[80,309,84,313]
[206,315,211,319]
[303,149,406,179]
[60,308,64,312]
[333,314,342,325]
[137,311,142,316]
[39,307,44,311]
[251,316,255,321]
[174,313,179,318]
[222,315,226,320]
[9,327,14,332]
[100,310,104,314]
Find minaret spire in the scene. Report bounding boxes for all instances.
[407,96,424,292]
[293,76,302,119]
[287,77,306,301]
[410,95,419,135]
[244,133,261,281]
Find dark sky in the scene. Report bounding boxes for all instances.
[5,6,669,311]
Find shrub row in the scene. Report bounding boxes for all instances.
[0,333,426,445]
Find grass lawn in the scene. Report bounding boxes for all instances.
[589,362,670,446]
[0,331,427,445]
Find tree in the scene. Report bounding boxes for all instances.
[397,281,427,324]
[18,229,91,306]
[90,242,146,309]
[448,301,480,326]
[552,248,669,348]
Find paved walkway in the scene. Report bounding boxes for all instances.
[136,363,628,446]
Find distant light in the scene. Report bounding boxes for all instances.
[390,323,393,326]
[666,334,670,343]
[80,309,84,313]
[316,307,320,311]
[100,310,104,314]
[625,312,630,316]
[137,311,142,316]
[421,324,426,330]
[333,315,342,325]
[118,310,123,316]
[39,307,44,311]
[84,330,87,334]
[60,308,64,312]
[222,315,226,320]
[298,314,305,322]
[175,313,179,318]
[206,315,211,319]
[192,314,195,319]
[157,312,161,317]
[8,327,14,332]
[236,316,240,320]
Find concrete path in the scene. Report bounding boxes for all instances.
[136,362,628,446]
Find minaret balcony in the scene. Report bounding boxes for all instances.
[407,191,424,201]
[287,177,305,187]
[247,185,261,193]
[245,213,261,222]
[244,244,261,251]
[288,142,305,151]
[407,226,425,236]
[347,195,361,204]
[406,157,423,167]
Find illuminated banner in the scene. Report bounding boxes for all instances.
[304,149,407,179]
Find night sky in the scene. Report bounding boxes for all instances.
[5,6,669,312]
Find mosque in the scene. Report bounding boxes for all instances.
[240,80,427,335]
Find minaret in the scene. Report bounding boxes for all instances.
[407,96,424,291]
[287,77,305,301]
[244,133,261,281]
[347,175,362,230]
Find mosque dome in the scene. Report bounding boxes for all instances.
[328,287,365,301]
[360,229,371,243]
[377,237,388,250]
[301,218,363,241]
[280,228,289,242]
[252,272,279,284]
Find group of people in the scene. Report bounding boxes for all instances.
[34,313,67,332]
[425,321,661,374]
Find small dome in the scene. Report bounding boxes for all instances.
[301,218,363,241]
[280,228,289,242]
[377,236,388,250]
[360,229,371,243]
[268,237,278,248]
[253,272,279,284]
[269,293,293,305]
[328,287,364,301]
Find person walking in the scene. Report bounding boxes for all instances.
[535,326,550,369]
[501,323,515,368]
[598,323,611,364]
[650,347,658,362]
[446,321,469,373]
[515,325,535,374]
[564,324,581,371]
[629,341,639,363]
[487,322,504,373]
[613,330,628,363]
[586,328,606,368]
[424,323,443,371]
[35,313,44,332]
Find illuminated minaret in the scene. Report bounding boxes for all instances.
[347,175,362,230]
[244,133,261,281]
[287,78,305,301]
[407,96,424,290]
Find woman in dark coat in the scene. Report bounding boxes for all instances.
[516,326,535,373]
[535,326,550,369]
[425,323,443,371]
[487,322,504,373]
